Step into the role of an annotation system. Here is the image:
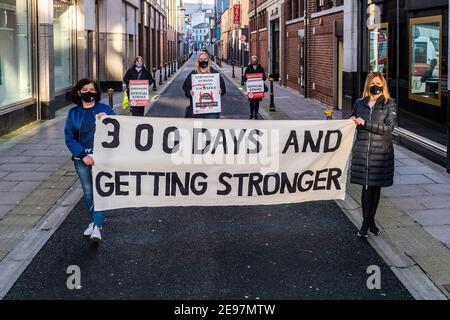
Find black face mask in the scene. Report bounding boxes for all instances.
[80,92,96,103]
[199,60,209,69]
[369,85,383,95]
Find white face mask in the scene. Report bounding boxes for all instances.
[135,61,143,68]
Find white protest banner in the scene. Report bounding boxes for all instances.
[93,116,356,210]
[246,73,265,99]
[129,80,150,107]
[192,73,221,114]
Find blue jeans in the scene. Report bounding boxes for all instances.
[74,159,105,228]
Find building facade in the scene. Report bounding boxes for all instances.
[192,22,209,50]
[0,0,171,136]
[343,0,449,171]
[249,0,343,104]
[248,0,449,171]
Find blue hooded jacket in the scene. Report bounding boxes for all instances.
[64,103,115,160]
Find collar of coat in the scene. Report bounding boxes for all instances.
[363,95,386,108]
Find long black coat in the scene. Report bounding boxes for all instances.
[182,67,226,117]
[350,96,397,187]
[244,64,267,102]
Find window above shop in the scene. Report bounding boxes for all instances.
[286,1,305,21]
[317,0,343,12]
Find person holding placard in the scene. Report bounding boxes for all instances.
[123,56,153,117]
[182,52,226,119]
[244,56,267,119]
[65,79,115,242]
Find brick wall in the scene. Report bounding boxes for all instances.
[308,11,343,106]
[258,30,269,72]
[285,21,303,91]
[248,0,343,108]
[250,33,257,58]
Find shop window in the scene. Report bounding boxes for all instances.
[0,0,33,109]
[368,23,388,78]
[54,0,74,92]
[317,0,335,11]
[409,15,442,106]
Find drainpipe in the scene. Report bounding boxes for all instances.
[304,6,308,98]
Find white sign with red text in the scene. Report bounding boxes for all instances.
[246,73,265,99]
[192,73,221,115]
[129,80,150,107]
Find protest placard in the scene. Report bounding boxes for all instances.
[192,73,221,114]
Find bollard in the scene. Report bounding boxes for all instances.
[168,62,171,78]
[107,88,114,108]
[175,60,177,72]
[152,67,157,91]
[164,63,167,81]
[324,108,334,120]
[269,75,276,112]
[241,65,245,86]
[159,65,163,85]
[231,60,235,78]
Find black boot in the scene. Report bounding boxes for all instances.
[358,187,371,238]
[357,220,370,238]
[368,187,381,236]
[368,204,381,236]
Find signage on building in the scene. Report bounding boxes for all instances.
[233,4,241,25]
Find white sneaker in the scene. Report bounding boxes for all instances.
[83,223,94,236]
[90,226,102,242]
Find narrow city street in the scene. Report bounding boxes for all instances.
[3,59,413,300]
[147,57,250,119]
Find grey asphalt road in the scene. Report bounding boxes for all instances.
[4,56,413,300]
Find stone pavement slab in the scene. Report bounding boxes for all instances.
[393,175,435,185]
[424,226,450,248]
[407,209,450,226]
[0,192,28,205]
[0,206,15,220]
[2,172,52,182]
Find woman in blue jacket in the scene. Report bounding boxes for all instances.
[64,79,115,242]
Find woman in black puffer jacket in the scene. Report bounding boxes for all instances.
[350,72,397,238]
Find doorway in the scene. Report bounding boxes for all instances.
[337,39,343,110]
[299,35,305,95]
[271,19,280,80]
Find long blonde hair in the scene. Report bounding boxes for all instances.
[195,52,212,74]
[363,72,391,101]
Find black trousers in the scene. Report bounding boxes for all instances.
[249,100,260,116]
[361,186,381,230]
[131,107,145,117]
